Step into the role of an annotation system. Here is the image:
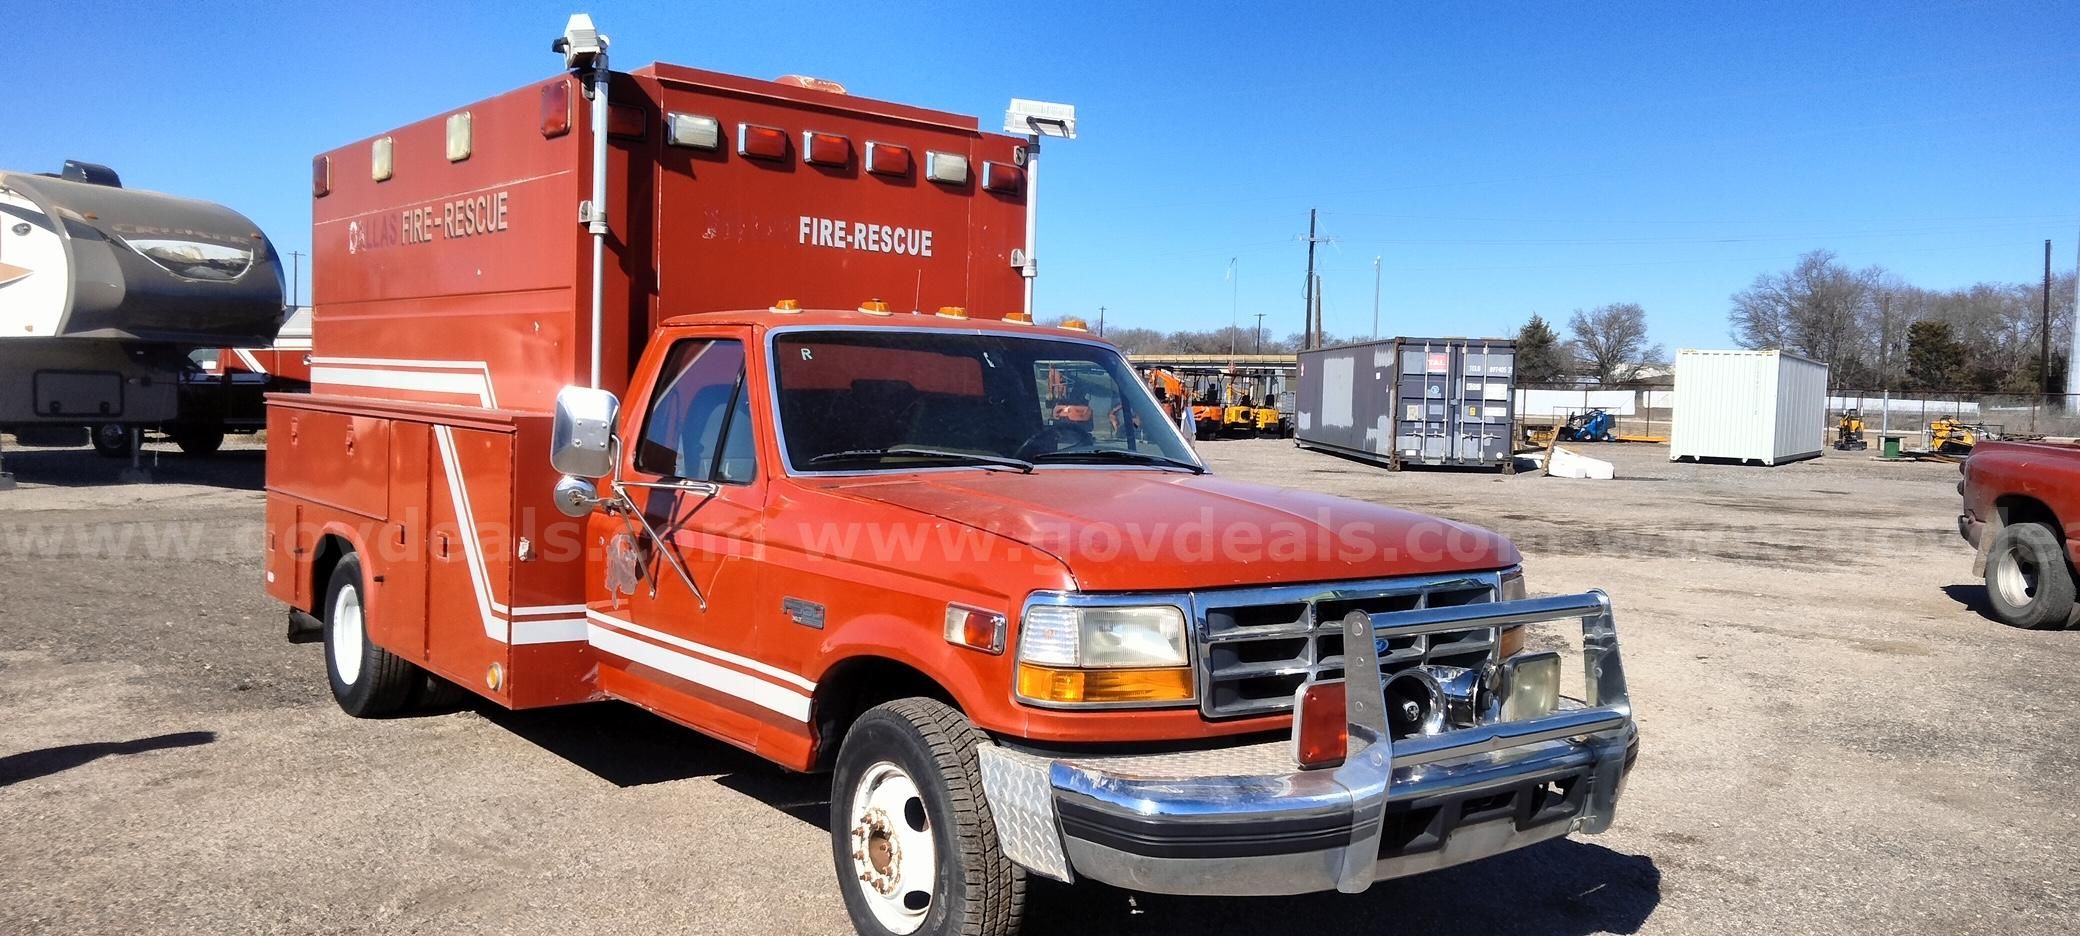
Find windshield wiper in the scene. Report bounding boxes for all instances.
[1030,448,1206,474]
[808,446,1035,473]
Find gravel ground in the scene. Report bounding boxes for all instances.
[1,436,2074,935]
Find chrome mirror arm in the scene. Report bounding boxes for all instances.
[604,440,714,610]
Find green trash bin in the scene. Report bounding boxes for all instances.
[1882,435,1902,458]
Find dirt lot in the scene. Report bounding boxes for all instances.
[2,437,2075,935]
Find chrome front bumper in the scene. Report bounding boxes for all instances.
[977,591,1636,896]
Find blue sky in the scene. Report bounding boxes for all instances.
[5,1,2075,352]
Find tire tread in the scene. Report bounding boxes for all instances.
[839,698,1027,936]
[1986,522,2078,631]
[324,554,416,717]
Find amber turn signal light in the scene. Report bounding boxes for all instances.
[1498,624,1525,659]
[1292,680,1348,769]
[1015,664,1192,705]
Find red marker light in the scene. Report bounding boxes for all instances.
[539,81,572,138]
[607,103,646,140]
[983,161,1025,196]
[865,142,912,176]
[803,131,851,167]
[738,124,788,160]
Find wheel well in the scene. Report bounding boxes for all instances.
[309,534,353,620]
[810,657,959,772]
[1996,495,2064,540]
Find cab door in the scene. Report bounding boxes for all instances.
[587,330,796,749]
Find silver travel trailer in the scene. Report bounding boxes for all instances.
[0,162,286,467]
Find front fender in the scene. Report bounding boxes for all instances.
[811,611,1011,732]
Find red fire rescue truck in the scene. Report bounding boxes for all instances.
[264,16,1637,936]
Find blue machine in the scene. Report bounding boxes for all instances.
[1557,408,1616,443]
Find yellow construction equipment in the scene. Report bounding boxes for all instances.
[1927,416,2042,455]
[1834,408,1868,451]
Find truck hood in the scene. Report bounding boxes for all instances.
[800,470,1520,591]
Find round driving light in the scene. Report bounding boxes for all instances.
[485,662,504,692]
[1384,669,1446,738]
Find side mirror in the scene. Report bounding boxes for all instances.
[552,473,606,518]
[551,385,619,479]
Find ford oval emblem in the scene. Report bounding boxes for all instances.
[1374,636,1392,656]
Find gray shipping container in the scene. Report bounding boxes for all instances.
[1294,337,1518,470]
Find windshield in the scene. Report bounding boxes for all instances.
[772,329,1201,473]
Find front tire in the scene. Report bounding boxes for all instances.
[321,553,416,716]
[832,699,1026,936]
[1985,522,2078,630]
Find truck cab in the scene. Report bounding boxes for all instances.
[263,16,1637,936]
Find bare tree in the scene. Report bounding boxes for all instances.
[1567,303,1661,383]
[1730,250,1878,366]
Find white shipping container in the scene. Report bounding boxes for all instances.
[1669,349,1830,466]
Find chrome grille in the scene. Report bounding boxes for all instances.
[1197,573,1501,718]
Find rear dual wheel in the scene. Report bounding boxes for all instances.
[1985,522,2079,631]
[832,699,1026,936]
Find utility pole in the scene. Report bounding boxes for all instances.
[2044,240,2055,395]
[1097,305,1106,337]
[1254,313,1266,354]
[1301,209,1319,350]
[1371,255,1382,341]
[2069,228,2080,406]
[288,250,306,309]
[1313,274,1324,348]
[1229,257,1239,356]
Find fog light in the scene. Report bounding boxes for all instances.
[1497,651,1561,721]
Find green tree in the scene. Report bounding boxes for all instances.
[1904,319,1965,391]
[1515,314,1568,384]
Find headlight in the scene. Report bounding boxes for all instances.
[1018,605,1188,668]
[1016,601,1194,707]
[1500,567,1527,602]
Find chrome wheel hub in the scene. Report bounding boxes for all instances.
[848,761,935,934]
[1994,545,2039,607]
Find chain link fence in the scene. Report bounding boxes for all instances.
[1512,384,2080,447]
[1826,390,2080,441]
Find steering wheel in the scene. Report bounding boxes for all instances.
[1014,423,1095,461]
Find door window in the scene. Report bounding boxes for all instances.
[634,339,756,483]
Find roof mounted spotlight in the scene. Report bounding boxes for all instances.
[1001,99,1078,322]
[1004,99,1077,140]
[554,12,613,390]
[552,13,608,71]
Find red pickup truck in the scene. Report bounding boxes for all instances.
[1958,441,2080,629]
